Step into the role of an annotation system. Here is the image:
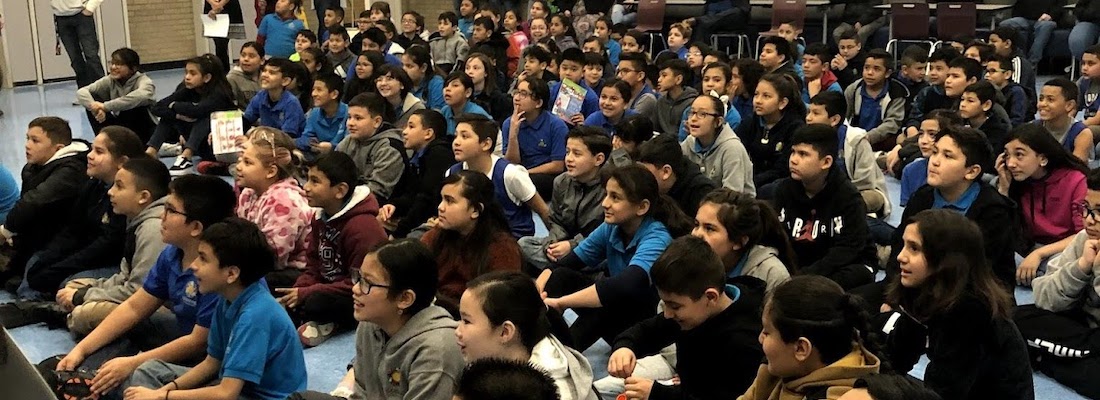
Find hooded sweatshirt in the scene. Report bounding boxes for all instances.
[3,140,89,244]
[389,138,455,238]
[546,172,606,246]
[1033,230,1100,327]
[335,122,410,204]
[737,245,792,293]
[392,93,427,134]
[1014,167,1087,246]
[428,32,471,70]
[531,335,599,400]
[227,66,261,110]
[681,123,756,196]
[350,305,465,400]
[237,178,314,271]
[76,71,156,112]
[295,186,386,300]
[837,124,890,217]
[737,346,881,400]
[652,86,700,136]
[737,111,806,188]
[75,197,167,305]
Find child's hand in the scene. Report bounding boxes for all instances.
[535,268,553,294]
[56,287,77,312]
[378,204,397,222]
[608,348,637,378]
[510,109,526,132]
[623,377,654,400]
[1079,239,1100,275]
[885,147,901,175]
[905,126,919,138]
[56,349,86,371]
[94,109,107,123]
[311,142,333,154]
[995,152,1012,195]
[122,387,165,400]
[93,355,141,394]
[569,113,585,126]
[275,288,300,308]
[1017,252,1043,286]
[546,241,572,262]
[831,55,847,71]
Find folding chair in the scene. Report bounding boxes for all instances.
[634,0,667,56]
[933,2,977,51]
[755,0,807,60]
[886,3,934,64]
[711,34,752,59]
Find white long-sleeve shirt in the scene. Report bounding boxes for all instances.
[51,0,104,16]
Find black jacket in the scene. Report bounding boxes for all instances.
[880,295,1034,400]
[972,112,1011,172]
[834,51,866,91]
[6,142,90,270]
[887,183,1019,289]
[773,166,878,276]
[613,277,765,400]
[153,82,237,121]
[389,138,455,238]
[472,88,513,123]
[1080,0,1100,24]
[392,34,428,52]
[471,33,510,79]
[27,179,126,292]
[669,162,719,218]
[737,111,806,189]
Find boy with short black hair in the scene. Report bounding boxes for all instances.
[904,47,961,139]
[1078,45,1100,139]
[771,124,877,290]
[959,81,1011,167]
[988,25,1037,103]
[470,16,509,73]
[807,91,890,221]
[450,113,551,238]
[361,27,402,66]
[429,11,470,74]
[519,46,556,84]
[325,25,355,78]
[636,134,718,218]
[943,57,982,104]
[290,30,317,62]
[350,10,372,55]
[518,127,609,270]
[297,73,348,156]
[335,92,410,204]
[320,4,345,45]
[582,51,606,94]
[987,54,1034,127]
[895,45,929,104]
[245,58,306,138]
[548,48,601,126]
[395,11,428,50]
[379,109,455,238]
[831,29,866,90]
[607,235,763,399]
[844,49,909,151]
[618,52,656,116]
[1038,78,1094,162]
[442,72,491,135]
[801,43,842,105]
[651,59,699,136]
[257,0,306,59]
[122,218,307,400]
[453,358,561,400]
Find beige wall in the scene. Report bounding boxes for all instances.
[127,0,197,64]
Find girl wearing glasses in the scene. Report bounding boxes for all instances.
[679,62,742,143]
[995,124,1089,286]
[680,94,755,197]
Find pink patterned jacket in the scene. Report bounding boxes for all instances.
[236,177,314,271]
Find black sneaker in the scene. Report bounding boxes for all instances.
[169,156,194,176]
[0,300,51,328]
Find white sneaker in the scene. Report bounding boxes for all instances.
[158,143,182,157]
[168,156,194,176]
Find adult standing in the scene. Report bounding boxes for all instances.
[204,0,246,72]
[682,0,750,44]
[1071,0,1100,62]
[999,0,1069,67]
[52,0,105,89]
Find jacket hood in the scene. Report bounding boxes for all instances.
[817,69,839,89]
[389,305,459,348]
[269,177,308,199]
[744,244,781,271]
[228,66,259,81]
[327,185,380,221]
[130,196,168,231]
[363,122,403,143]
[401,93,423,114]
[531,335,598,400]
[786,346,881,394]
[45,140,91,165]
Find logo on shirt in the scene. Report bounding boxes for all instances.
[537,139,547,148]
[185,281,198,299]
[784,210,845,243]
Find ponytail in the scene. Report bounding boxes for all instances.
[608,165,692,237]
[754,199,797,272]
[651,194,693,237]
[768,276,887,367]
[700,189,797,273]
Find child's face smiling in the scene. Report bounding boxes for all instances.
[927,61,949,86]
[1038,85,1073,121]
[401,13,418,34]
[260,65,286,91]
[189,241,230,294]
[346,105,381,140]
[329,34,348,54]
[355,55,373,79]
[598,86,626,118]
[584,64,603,87]
[564,137,602,179]
[529,19,548,41]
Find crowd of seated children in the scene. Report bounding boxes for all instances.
[123,218,308,400]
[287,152,386,347]
[1038,77,1095,162]
[879,209,1034,400]
[335,92,411,204]
[504,76,570,198]
[537,165,690,351]
[466,53,513,121]
[519,127,609,271]
[679,94,755,196]
[1,117,89,284]
[76,48,157,143]
[458,271,598,400]
[844,49,908,152]
[636,134,719,218]
[988,26,1038,105]
[58,157,169,336]
[771,124,877,290]
[378,109,454,238]
[145,55,237,175]
[343,50,384,102]
[19,127,146,301]
[234,127,314,289]
[228,42,264,112]
[54,175,235,395]
[737,73,806,193]
[996,124,1089,286]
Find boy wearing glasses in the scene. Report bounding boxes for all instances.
[617,52,656,116]
[986,55,1034,128]
[1016,168,1100,398]
[54,176,236,395]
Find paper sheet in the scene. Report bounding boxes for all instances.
[203,14,230,38]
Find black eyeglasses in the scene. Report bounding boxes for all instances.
[350,269,391,294]
[1077,202,1100,221]
[163,204,190,218]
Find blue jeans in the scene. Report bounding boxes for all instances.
[611,4,636,25]
[1071,22,1100,61]
[55,13,104,88]
[999,17,1057,66]
[17,253,116,300]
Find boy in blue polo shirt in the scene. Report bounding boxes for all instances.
[55,175,236,396]
[441,72,490,135]
[548,48,600,126]
[244,58,306,138]
[297,74,348,157]
[257,0,305,59]
[503,76,570,199]
[123,218,307,400]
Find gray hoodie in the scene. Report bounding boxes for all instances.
[652,87,699,136]
[351,305,464,400]
[80,197,167,304]
[741,245,791,293]
[335,124,406,202]
[530,335,599,400]
[1033,230,1100,328]
[680,123,756,197]
[840,123,891,217]
[76,71,156,113]
[429,33,470,68]
[227,66,261,110]
[394,93,426,130]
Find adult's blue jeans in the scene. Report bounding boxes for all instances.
[1071,21,1100,61]
[55,13,105,88]
[999,17,1057,66]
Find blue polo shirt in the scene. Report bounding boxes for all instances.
[607,39,622,66]
[857,83,888,131]
[244,89,306,138]
[900,158,928,206]
[258,14,304,59]
[414,75,446,110]
[501,110,569,169]
[584,109,638,137]
[142,246,218,334]
[296,103,349,150]
[0,164,17,223]
[208,280,307,400]
[548,80,600,120]
[932,181,981,215]
[573,216,672,277]
[442,100,491,135]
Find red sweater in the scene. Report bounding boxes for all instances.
[1018,167,1086,245]
[294,187,387,300]
[421,227,522,301]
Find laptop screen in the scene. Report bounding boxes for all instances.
[0,327,56,398]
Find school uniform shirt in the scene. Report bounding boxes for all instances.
[142,245,218,333]
[296,103,349,151]
[244,90,306,138]
[502,110,570,170]
[899,158,928,206]
[573,216,672,308]
[258,14,305,58]
[236,178,314,271]
[442,100,491,135]
[413,75,446,111]
[737,111,805,188]
[681,123,756,196]
[351,305,465,400]
[773,166,879,278]
[999,81,1034,127]
[584,109,637,137]
[616,282,764,400]
[1015,167,1087,246]
[448,156,539,238]
[739,346,881,400]
[549,80,601,121]
[1078,76,1100,121]
[335,123,411,203]
[844,78,909,146]
[207,280,307,400]
[295,186,386,301]
[388,139,455,238]
[905,85,950,130]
